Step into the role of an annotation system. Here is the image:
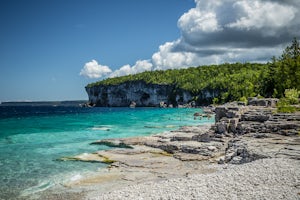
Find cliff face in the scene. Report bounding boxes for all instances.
[85,81,192,107]
[85,80,221,107]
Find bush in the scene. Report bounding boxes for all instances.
[277,98,296,113]
[212,97,219,105]
[239,96,248,104]
[284,89,299,104]
[257,94,264,99]
[277,105,296,113]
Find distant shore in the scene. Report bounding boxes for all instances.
[0,100,87,107]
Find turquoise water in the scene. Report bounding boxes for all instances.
[0,106,213,199]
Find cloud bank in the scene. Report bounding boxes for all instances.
[81,0,300,79]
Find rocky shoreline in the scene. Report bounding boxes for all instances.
[44,99,299,199]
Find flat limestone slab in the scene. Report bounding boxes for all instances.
[59,153,110,163]
[62,144,218,191]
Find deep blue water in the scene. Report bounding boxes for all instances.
[0,106,213,199]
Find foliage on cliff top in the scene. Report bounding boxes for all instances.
[262,38,300,98]
[86,38,300,103]
[87,62,268,102]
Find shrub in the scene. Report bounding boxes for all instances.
[277,98,296,113]
[239,96,248,104]
[284,89,299,104]
[212,97,219,105]
[257,94,264,99]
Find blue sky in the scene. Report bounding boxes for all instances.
[0,0,194,101]
[0,0,299,102]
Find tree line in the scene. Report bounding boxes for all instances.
[87,38,300,104]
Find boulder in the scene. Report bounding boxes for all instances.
[215,105,244,122]
[129,101,136,108]
[215,106,228,122]
[91,140,133,149]
[192,133,211,142]
[223,139,268,164]
[216,121,228,134]
[248,98,279,107]
[228,118,239,133]
[241,112,270,122]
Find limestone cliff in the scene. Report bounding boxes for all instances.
[85,81,194,107]
[85,80,222,107]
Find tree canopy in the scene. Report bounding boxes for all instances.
[262,38,300,97]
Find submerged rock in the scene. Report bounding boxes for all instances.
[90,140,133,149]
[58,153,115,164]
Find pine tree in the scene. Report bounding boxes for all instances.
[275,38,300,96]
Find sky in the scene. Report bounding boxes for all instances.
[0,0,299,102]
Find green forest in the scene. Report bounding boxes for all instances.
[87,38,300,104]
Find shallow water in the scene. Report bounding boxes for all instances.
[0,106,213,199]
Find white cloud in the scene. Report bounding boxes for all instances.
[149,0,300,70]
[178,9,222,34]
[109,60,153,77]
[152,40,198,70]
[81,0,300,79]
[109,64,131,78]
[79,60,112,79]
[133,60,153,72]
[227,1,296,32]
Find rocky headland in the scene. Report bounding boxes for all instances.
[52,98,300,200]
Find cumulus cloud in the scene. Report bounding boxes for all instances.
[227,1,296,33]
[79,60,112,79]
[109,60,153,77]
[152,40,200,70]
[150,0,300,69]
[81,0,300,78]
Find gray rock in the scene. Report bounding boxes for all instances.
[215,106,228,122]
[237,101,247,106]
[226,110,238,118]
[192,133,211,142]
[146,143,179,154]
[223,139,269,164]
[216,121,228,134]
[207,146,217,152]
[252,133,269,138]
[129,101,136,108]
[248,98,279,107]
[91,140,133,149]
[241,112,270,122]
[228,118,239,133]
[181,146,212,156]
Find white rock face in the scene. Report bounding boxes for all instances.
[85,81,193,107]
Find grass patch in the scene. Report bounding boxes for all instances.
[277,105,297,113]
[150,151,173,157]
[101,156,115,164]
[276,89,300,113]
